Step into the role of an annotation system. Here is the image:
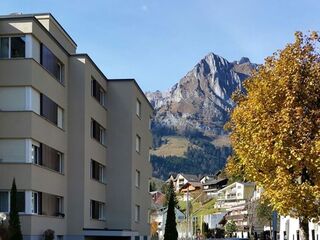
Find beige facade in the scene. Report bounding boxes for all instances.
[0,13,152,240]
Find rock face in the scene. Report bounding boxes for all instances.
[146,52,257,135]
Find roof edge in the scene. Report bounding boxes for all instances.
[108,79,154,111]
[71,53,108,82]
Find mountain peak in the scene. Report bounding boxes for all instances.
[202,52,230,66]
[238,57,251,64]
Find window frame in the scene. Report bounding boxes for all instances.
[40,93,64,129]
[136,135,141,153]
[90,200,105,221]
[91,78,107,107]
[0,35,26,59]
[135,204,140,222]
[0,191,9,213]
[91,119,106,145]
[40,43,64,84]
[32,143,41,165]
[91,159,106,183]
[31,191,40,214]
[136,99,141,118]
[135,170,140,188]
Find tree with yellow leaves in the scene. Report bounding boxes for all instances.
[226,32,320,240]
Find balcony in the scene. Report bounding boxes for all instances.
[0,58,65,107]
[20,214,66,236]
[0,163,65,195]
[0,111,66,150]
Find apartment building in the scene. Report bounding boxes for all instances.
[214,182,255,238]
[0,13,153,240]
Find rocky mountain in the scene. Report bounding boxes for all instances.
[146,53,257,136]
[146,53,257,179]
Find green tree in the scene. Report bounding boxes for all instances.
[8,179,22,240]
[225,220,237,237]
[256,200,273,239]
[226,32,320,240]
[164,181,178,240]
[164,181,178,208]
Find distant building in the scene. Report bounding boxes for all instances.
[202,178,228,197]
[214,182,256,238]
[215,182,255,209]
[167,173,200,192]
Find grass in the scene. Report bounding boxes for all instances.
[151,136,190,157]
[211,134,231,147]
[178,192,217,217]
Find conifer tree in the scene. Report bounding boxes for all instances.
[164,181,178,240]
[8,179,22,240]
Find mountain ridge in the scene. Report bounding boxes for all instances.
[146,52,257,135]
[147,52,257,179]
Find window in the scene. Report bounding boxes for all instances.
[57,107,63,128]
[40,94,63,128]
[135,205,140,222]
[36,192,63,217]
[41,94,57,124]
[32,191,41,214]
[16,192,25,213]
[91,160,105,183]
[32,142,63,173]
[56,197,63,216]
[136,99,141,117]
[0,36,25,59]
[56,152,63,173]
[0,192,9,212]
[91,78,106,107]
[40,44,64,83]
[91,119,106,145]
[91,200,105,220]
[0,37,9,58]
[32,141,41,165]
[0,87,40,113]
[136,135,141,153]
[135,170,140,188]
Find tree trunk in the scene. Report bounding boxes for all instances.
[299,217,309,240]
[270,221,273,240]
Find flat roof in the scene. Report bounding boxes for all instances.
[71,54,109,82]
[108,79,154,111]
[0,13,77,47]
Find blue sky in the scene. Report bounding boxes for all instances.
[1,0,319,91]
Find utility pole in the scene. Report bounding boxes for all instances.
[272,211,278,240]
[186,188,190,239]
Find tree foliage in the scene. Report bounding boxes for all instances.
[226,32,320,238]
[256,200,273,224]
[151,137,231,179]
[225,220,237,237]
[164,181,178,240]
[8,179,22,240]
[164,181,179,208]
